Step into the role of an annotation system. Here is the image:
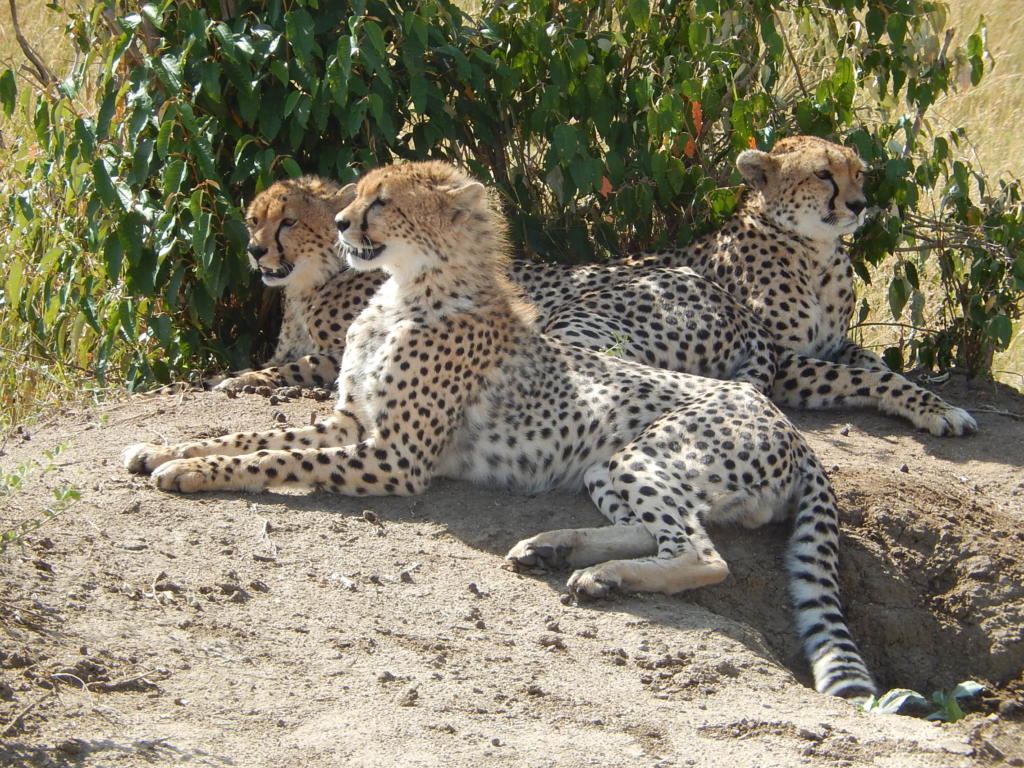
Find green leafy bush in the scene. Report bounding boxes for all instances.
[0,0,1021,400]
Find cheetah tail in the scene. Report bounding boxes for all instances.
[786,461,876,699]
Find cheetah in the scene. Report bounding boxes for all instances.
[125,161,875,699]
[212,175,386,391]
[218,139,973,438]
[215,178,775,395]
[624,135,976,437]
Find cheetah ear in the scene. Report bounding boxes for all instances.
[447,181,486,209]
[736,149,779,190]
[334,183,357,210]
[447,181,486,223]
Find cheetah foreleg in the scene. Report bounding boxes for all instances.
[771,351,976,436]
[212,354,340,392]
[123,413,365,474]
[830,339,889,372]
[148,440,424,495]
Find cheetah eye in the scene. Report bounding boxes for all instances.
[814,169,834,180]
[369,198,387,211]
[247,217,258,227]
[281,218,297,227]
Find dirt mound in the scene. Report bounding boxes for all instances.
[1,372,1022,767]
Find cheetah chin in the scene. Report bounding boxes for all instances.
[259,261,293,282]
[344,242,386,264]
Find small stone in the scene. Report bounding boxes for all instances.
[545,620,560,633]
[714,661,740,678]
[538,634,566,650]
[998,699,1022,717]
[474,619,486,630]
[56,739,87,755]
[839,426,850,436]
[900,464,909,473]
[398,687,419,706]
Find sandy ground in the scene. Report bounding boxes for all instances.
[1,372,1022,767]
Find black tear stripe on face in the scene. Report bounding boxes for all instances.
[825,176,839,212]
[273,220,292,270]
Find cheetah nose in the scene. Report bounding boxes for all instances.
[336,217,350,233]
[247,245,268,259]
[846,199,866,216]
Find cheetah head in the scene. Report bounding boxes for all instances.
[737,136,867,241]
[336,161,500,282]
[244,176,356,291]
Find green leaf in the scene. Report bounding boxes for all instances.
[551,124,579,162]
[280,157,302,178]
[92,158,123,210]
[886,14,908,47]
[5,258,24,311]
[987,315,1013,349]
[865,7,885,43]
[866,688,928,714]
[889,277,910,320]
[161,158,188,199]
[950,681,984,699]
[285,8,316,67]
[103,232,124,283]
[0,69,15,117]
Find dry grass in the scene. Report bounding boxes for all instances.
[856,0,1023,387]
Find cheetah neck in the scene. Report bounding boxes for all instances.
[373,261,535,331]
[740,198,845,269]
[280,243,348,296]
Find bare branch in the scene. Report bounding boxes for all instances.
[8,0,57,88]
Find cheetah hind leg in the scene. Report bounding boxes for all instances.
[505,463,657,572]
[566,460,730,597]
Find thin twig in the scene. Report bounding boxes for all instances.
[0,687,55,737]
[902,28,955,158]
[773,10,808,99]
[8,0,57,88]
[970,406,1024,422]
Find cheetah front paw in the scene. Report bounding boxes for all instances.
[914,404,977,437]
[211,370,275,393]
[149,457,260,493]
[123,443,182,475]
[567,566,622,600]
